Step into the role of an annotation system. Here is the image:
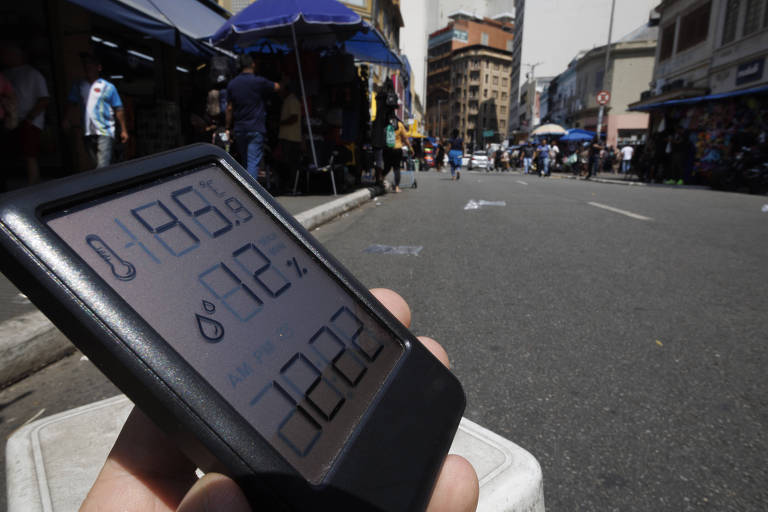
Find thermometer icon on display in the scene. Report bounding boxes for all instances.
[86,234,136,281]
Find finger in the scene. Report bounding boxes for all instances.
[176,473,251,512]
[81,407,197,512]
[370,288,411,328]
[426,455,480,512]
[417,336,450,368]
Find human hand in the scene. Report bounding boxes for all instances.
[120,131,129,144]
[80,288,479,512]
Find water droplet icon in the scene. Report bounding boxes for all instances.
[202,300,216,313]
[196,314,224,343]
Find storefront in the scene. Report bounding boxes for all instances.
[1,0,228,186]
[630,85,768,184]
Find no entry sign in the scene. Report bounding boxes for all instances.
[596,90,611,105]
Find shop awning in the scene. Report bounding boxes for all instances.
[66,0,228,57]
[629,84,768,111]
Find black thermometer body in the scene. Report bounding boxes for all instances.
[0,144,465,511]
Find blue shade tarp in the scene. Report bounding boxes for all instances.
[66,0,227,57]
[210,0,364,50]
[560,128,596,142]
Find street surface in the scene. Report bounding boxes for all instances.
[2,171,768,510]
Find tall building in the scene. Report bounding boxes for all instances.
[509,0,659,136]
[426,11,514,143]
[425,0,515,33]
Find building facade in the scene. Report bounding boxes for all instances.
[628,0,768,184]
[571,35,657,147]
[426,11,514,142]
[447,45,514,144]
[636,0,768,100]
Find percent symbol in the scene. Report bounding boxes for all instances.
[287,257,308,278]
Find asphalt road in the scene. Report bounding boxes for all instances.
[1,171,767,510]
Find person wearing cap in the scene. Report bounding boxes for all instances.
[226,54,280,180]
[66,52,128,169]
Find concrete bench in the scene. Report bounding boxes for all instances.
[6,395,544,511]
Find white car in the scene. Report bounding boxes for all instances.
[471,151,490,169]
[461,154,470,167]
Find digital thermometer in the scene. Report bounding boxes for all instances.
[0,145,465,511]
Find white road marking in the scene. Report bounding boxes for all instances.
[516,180,528,186]
[588,202,653,221]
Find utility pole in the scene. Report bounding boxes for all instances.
[524,62,542,134]
[595,0,616,143]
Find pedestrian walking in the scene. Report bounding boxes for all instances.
[383,115,412,193]
[66,53,129,169]
[1,44,49,185]
[371,78,397,186]
[522,142,534,174]
[225,53,280,180]
[435,139,445,172]
[447,129,463,181]
[536,138,551,177]
[620,144,634,175]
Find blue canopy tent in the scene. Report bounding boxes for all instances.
[210,0,397,194]
[560,128,597,142]
[66,0,227,57]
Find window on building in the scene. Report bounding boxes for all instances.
[493,90,499,99]
[493,76,499,85]
[722,0,740,44]
[502,77,508,87]
[507,39,514,51]
[594,70,604,92]
[502,91,507,100]
[485,74,489,83]
[484,89,488,98]
[659,23,676,60]
[501,105,507,114]
[481,32,489,45]
[743,0,762,35]
[677,1,711,51]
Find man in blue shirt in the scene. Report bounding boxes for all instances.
[226,54,280,179]
[536,138,551,177]
[67,53,128,169]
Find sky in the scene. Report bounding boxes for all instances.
[519,0,660,80]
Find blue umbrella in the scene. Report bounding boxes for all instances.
[211,0,365,49]
[560,128,597,142]
[210,0,370,194]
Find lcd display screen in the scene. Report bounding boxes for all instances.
[46,165,403,483]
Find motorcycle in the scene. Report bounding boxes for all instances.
[709,147,768,194]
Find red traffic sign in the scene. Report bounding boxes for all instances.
[596,90,611,105]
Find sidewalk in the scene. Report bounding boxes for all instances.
[0,184,385,388]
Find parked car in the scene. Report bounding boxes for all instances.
[461,154,470,167]
[471,151,490,169]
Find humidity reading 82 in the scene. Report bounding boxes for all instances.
[46,165,403,484]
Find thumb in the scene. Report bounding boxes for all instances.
[176,473,251,512]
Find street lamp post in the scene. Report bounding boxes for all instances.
[595,0,617,142]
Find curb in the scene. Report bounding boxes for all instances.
[0,311,75,387]
[552,173,647,186]
[294,186,382,231]
[0,187,384,388]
